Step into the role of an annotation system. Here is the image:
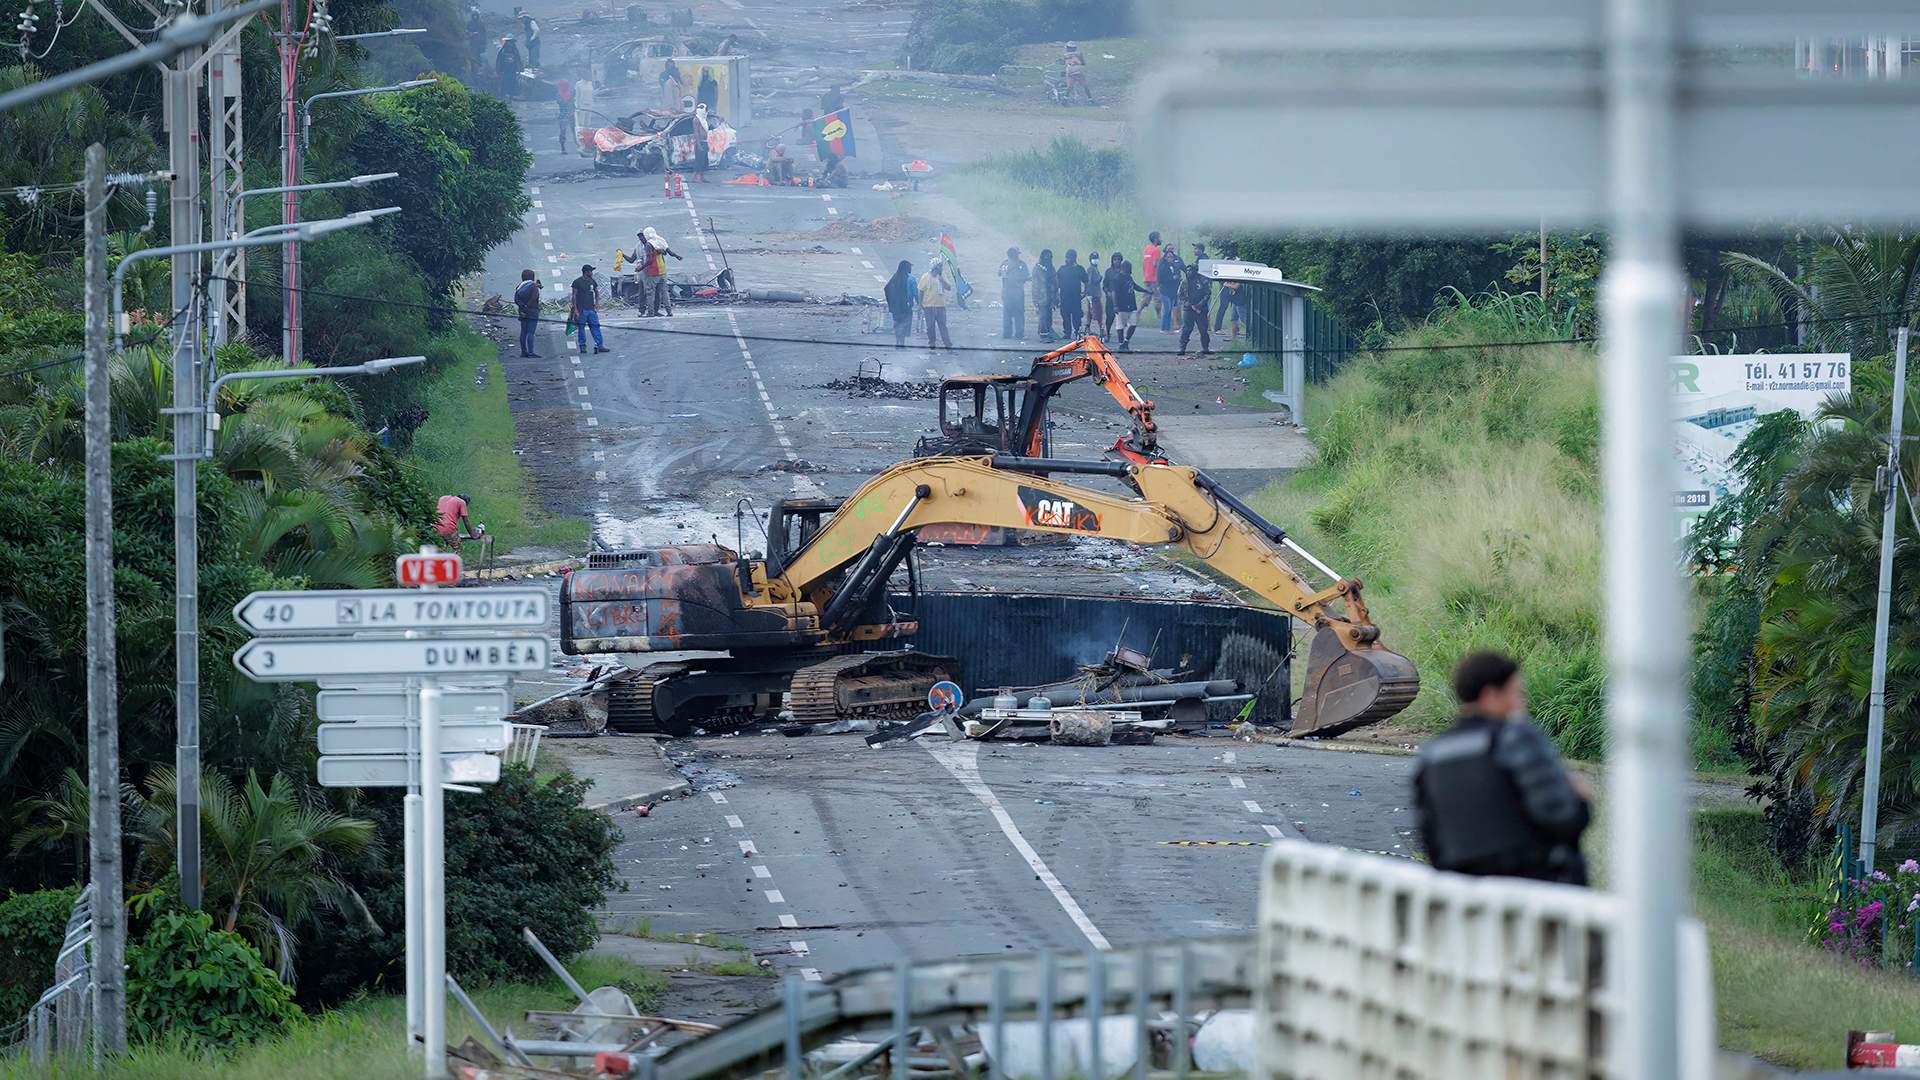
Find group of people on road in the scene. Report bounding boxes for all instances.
[987,232,1247,355]
[509,226,685,357]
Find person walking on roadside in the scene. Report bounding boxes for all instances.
[514,268,543,357]
[918,262,954,349]
[466,7,485,62]
[998,247,1030,342]
[1084,250,1106,338]
[1142,231,1164,326]
[1063,42,1095,103]
[1158,245,1185,332]
[1034,249,1057,343]
[495,36,522,98]
[1056,250,1087,340]
[1412,652,1591,886]
[884,261,916,348]
[1104,253,1148,351]
[1177,264,1212,355]
[519,11,541,69]
[1214,278,1246,341]
[638,227,682,317]
[571,264,610,353]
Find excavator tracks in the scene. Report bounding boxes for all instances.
[606,663,755,737]
[787,651,958,726]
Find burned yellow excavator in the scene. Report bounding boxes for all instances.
[561,454,1418,737]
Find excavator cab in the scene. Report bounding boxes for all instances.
[918,375,1041,458]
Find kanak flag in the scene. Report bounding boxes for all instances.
[813,107,856,159]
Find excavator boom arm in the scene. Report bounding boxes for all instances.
[1020,336,1160,458]
[768,455,1418,733]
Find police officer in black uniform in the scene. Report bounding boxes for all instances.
[1412,652,1591,885]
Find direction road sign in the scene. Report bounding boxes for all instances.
[316,687,511,723]
[234,587,549,635]
[232,635,550,682]
[398,551,463,586]
[1142,71,1920,228]
[1142,0,1920,50]
[317,721,512,755]
[317,752,501,788]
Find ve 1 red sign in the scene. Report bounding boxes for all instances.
[397,551,462,586]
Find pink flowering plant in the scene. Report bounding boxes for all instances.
[1817,859,1920,967]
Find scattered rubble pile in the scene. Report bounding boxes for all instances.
[820,374,941,399]
[794,214,950,244]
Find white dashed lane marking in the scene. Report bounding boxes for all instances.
[779,914,798,929]
[765,890,785,904]
[738,840,757,856]
[1242,800,1263,814]
[709,792,728,804]
[1229,776,1246,789]
[724,814,744,829]
[752,865,771,879]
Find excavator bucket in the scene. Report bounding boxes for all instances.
[1292,631,1421,737]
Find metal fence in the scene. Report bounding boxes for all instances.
[1244,287,1360,386]
[4,884,95,1066]
[639,938,1253,1080]
[506,722,545,767]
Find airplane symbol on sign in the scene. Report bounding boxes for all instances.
[336,599,363,625]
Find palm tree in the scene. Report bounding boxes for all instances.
[129,768,376,981]
[1724,231,1920,358]
[1743,372,1920,839]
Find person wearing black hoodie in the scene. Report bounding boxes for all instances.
[1055,250,1087,340]
[1102,253,1149,351]
[883,261,915,348]
[1034,250,1057,342]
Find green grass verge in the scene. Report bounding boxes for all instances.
[406,327,589,556]
[1693,809,1920,1069]
[1000,36,1151,101]
[0,956,667,1080]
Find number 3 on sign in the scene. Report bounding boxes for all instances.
[256,648,275,670]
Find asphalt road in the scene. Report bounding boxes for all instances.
[600,733,1418,980]
[476,0,1413,987]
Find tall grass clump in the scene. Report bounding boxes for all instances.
[1250,291,1607,755]
[952,137,1144,254]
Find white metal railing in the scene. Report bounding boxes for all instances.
[1255,843,1717,1079]
[506,722,544,767]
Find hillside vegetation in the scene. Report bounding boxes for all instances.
[1250,293,1619,757]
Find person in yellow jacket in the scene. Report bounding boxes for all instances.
[917,262,953,350]
[637,227,681,317]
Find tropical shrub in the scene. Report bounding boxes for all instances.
[296,765,620,1005]
[126,910,302,1048]
[0,885,80,1021]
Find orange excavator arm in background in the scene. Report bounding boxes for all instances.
[1019,336,1164,463]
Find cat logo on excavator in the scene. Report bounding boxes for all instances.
[1019,486,1100,531]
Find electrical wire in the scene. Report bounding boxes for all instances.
[208,274,1920,360]
[0,301,190,382]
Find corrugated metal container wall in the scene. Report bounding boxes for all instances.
[889,591,1293,727]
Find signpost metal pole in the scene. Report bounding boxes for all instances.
[404,789,424,1057]
[1602,0,1687,1074]
[83,141,128,1058]
[1861,324,1909,872]
[420,677,446,1077]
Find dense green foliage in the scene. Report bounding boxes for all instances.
[126,910,302,1048]
[0,885,80,1021]
[902,0,1132,73]
[297,766,620,1005]
[1219,232,1514,341]
[343,78,530,314]
[993,136,1131,204]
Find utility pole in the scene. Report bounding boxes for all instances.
[207,0,247,346]
[1539,221,1549,299]
[164,41,206,911]
[279,0,303,365]
[82,141,127,1059]
[1861,324,1908,872]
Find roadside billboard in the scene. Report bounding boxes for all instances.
[1673,352,1851,516]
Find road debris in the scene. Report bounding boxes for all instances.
[820,374,940,399]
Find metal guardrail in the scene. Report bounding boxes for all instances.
[640,938,1254,1080]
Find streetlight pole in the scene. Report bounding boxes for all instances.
[1861,325,1909,873]
[281,78,430,365]
[211,175,395,346]
[122,213,378,908]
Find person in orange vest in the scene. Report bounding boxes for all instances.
[638,227,682,317]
